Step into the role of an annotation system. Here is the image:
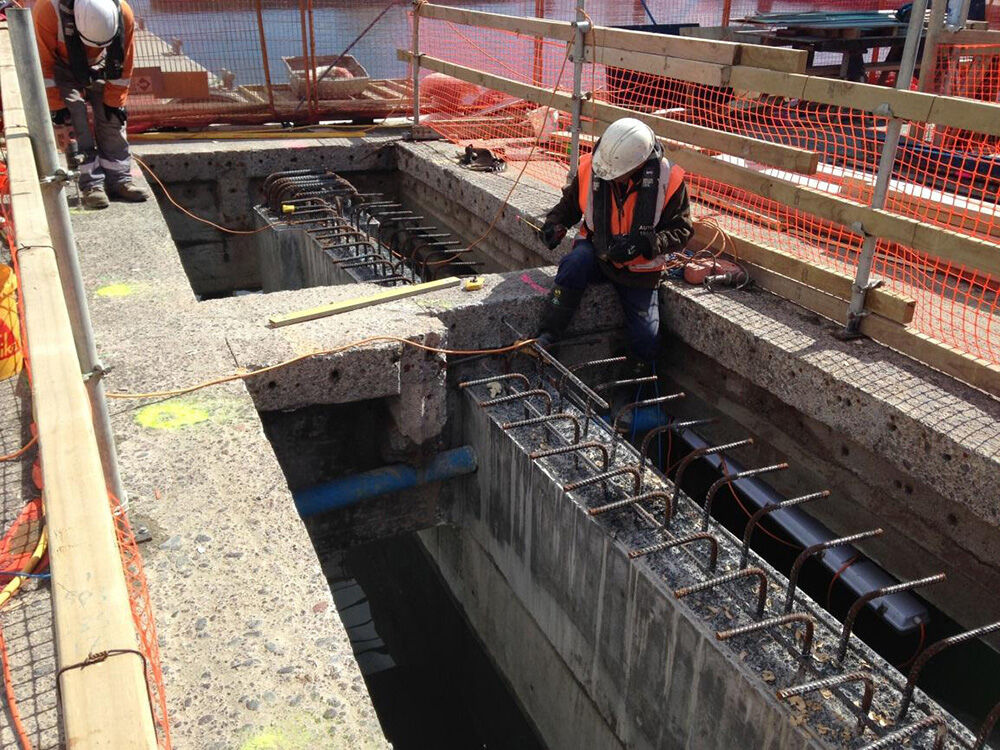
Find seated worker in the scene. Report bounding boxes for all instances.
[537,117,693,377]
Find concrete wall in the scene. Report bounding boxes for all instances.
[422,399,831,750]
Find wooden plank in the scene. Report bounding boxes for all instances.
[690,223,916,323]
[583,45,732,87]
[667,144,1000,278]
[0,25,158,750]
[416,4,574,41]
[268,277,462,327]
[939,28,1000,45]
[416,2,807,72]
[400,51,820,174]
[729,65,1000,137]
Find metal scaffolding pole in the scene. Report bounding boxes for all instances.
[843,0,928,336]
[568,0,590,179]
[411,0,421,133]
[7,9,127,504]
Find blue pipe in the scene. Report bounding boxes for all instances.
[293,446,477,518]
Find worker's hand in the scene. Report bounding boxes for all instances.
[540,222,566,250]
[103,104,127,127]
[51,108,71,126]
[608,235,655,263]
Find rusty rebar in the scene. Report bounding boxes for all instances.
[837,573,946,663]
[479,389,553,415]
[719,612,815,661]
[671,439,754,520]
[630,532,718,571]
[859,715,947,750]
[530,441,610,471]
[589,491,671,519]
[702,463,789,531]
[637,418,718,494]
[611,393,685,436]
[898,620,1000,719]
[675,567,769,618]
[594,375,658,393]
[974,699,1000,750]
[784,529,885,613]
[741,491,830,569]
[502,414,581,444]
[776,672,874,731]
[564,466,641,497]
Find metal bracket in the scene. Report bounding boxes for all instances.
[40,168,78,186]
[873,102,894,118]
[852,278,883,295]
[83,362,113,382]
[849,220,869,237]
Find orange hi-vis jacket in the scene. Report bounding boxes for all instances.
[33,0,135,111]
[576,151,686,273]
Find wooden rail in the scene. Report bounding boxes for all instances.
[0,25,158,749]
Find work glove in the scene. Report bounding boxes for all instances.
[103,104,127,126]
[607,234,653,263]
[51,108,71,126]
[540,222,567,250]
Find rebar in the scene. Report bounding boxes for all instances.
[611,393,685,435]
[675,567,769,618]
[589,491,671,519]
[740,491,830,569]
[564,466,642,497]
[671,439,754,520]
[594,376,658,393]
[459,373,531,392]
[479,389,553,415]
[718,612,815,661]
[636,419,718,494]
[837,573,946,663]
[784,529,885,613]
[898,620,1000,719]
[530,441,610,471]
[776,672,874,731]
[859,715,947,750]
[974,699,1000,750]
[502,414,582,444]
[629,532,719,571]
[702,463,789,531]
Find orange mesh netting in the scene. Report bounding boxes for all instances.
[413,11,1000,367]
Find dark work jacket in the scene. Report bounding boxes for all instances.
[545,172,693,289]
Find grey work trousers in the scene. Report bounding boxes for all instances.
[55,65,132,191]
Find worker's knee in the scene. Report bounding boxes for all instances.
[554,240,599,290]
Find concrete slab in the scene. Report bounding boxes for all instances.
[71,170,389,748]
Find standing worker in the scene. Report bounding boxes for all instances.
[33,0,148,209]
[537,117,692,376]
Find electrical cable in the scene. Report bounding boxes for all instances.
[720,458,802,551]
[0,435,35,462]
[106,335,536,401]
[0,629,30,750]
[897,623,926,670]
[827,552,861,608]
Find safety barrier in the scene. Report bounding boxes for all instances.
[0,19,170,750]
[402,2,1000,396]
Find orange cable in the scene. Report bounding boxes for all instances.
[827,552,861,608]
[0,435,36,462]
[106,335,536,400]
[0,629,31,750]
[720,458,802,551]
[133,156,270,236]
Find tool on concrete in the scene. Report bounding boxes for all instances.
[268,276,461,327]
[462,276,485,291]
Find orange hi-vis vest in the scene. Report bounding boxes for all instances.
[577,152,685,273]
[33,0,136,111]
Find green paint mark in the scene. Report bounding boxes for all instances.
[96,282,138,298]
[135,401,210,430]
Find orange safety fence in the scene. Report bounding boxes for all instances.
[412,13,1000,368]
[0,160,171,747]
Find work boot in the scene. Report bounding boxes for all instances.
[81,187,110,210]
[108,181,149,202]
[536,285,582,349]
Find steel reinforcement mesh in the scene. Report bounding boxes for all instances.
[415,17,1000,367]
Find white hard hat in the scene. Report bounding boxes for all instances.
[591,117,657,180]
[75,0,119,48]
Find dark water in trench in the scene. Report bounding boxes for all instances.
[328,535,546,750]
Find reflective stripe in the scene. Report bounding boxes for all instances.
[98,156,130,171]
[44,78,57,88]
[107,78,130,87]
[580,156,682,235]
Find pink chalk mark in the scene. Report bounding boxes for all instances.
[521,273,549,295]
